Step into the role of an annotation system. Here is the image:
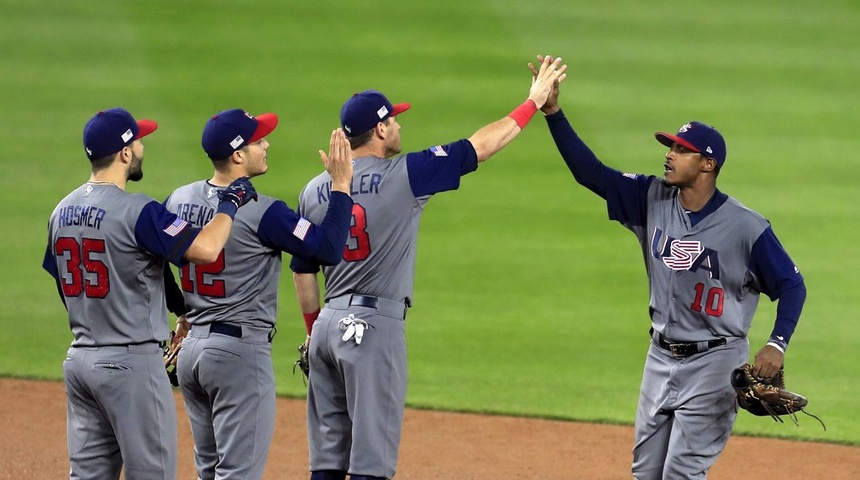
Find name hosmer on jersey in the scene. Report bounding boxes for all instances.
[56,204,107,230]
[651,227,720,279]
[315,172,383,204]
[174,202,215,227]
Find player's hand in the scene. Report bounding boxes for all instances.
[752,344,785,379]
[527,55,567,111]
[321,128,353,194]
[528,55,563,115]
[218,176,258,209]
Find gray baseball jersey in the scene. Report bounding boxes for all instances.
[43,182,200,480]
[290,140,478,478]
[629,183,771,341]
[544,110,805,478]
[164,179,352,480]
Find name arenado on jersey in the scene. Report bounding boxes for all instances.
[57,205,106,229]
[315,173,383,204]
[175,203,215,227]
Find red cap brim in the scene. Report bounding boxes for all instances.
[136,119,158,139]
[392,103,411,116]
[249,113,279,143]
[655,132,699,153]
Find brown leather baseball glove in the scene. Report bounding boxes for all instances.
[163,330,183,388]
[293,335,310,384]
[730,363,824,430]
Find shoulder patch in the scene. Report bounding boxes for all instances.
[430,145,447,157]
[292,217,311,240]
[163,217,188,237]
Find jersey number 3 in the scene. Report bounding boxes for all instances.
[343,203,370,262]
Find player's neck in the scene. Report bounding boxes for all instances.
[88,169,127,191]
[210,169,248,187]
[678,185,716,213]
[353,143,386,159]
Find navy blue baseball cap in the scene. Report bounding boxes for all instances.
[201,109,279,160]
[655,121,727,167]
[83,108,158,161]
[340,90,411,137]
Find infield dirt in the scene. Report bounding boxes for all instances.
[2,377,856,479]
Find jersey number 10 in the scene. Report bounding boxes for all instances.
[690,282,724,317]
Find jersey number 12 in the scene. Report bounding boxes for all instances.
[181,250,226,297]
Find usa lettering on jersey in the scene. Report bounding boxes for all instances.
[650,227,720,279]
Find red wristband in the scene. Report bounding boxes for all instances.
[508,99,538,129]
[303,308,320,334]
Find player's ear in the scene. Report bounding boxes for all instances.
[376,118,391,139]
[701,157,717,173]
[119,146,132,163]
[230,149,245,166]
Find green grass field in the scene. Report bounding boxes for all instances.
[2,0,858,445]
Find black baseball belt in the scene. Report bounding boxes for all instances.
[650,328,727,358]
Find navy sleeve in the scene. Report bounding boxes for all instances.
[406,140,478,197]
[290,255,320,274]
[42,242,67,308]
[749,227,806,347]
[42,242,58,280]
[258,192,353,266]
[545,110,616,197]
[545,110,654,227]
[604,174,655,228]
[134,201,201,267]
[163,264,187,316]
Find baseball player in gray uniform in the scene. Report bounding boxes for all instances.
[530,57,807,479]
[42,107,257,480]
[164,109,354,480]
[290,56,568,480]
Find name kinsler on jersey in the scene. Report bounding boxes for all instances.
[315,173,383,204]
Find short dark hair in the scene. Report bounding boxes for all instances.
[347,117,389,149]
[211,157,231,173]
[89,152,117,172]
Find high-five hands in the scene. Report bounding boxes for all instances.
[527,55,568,111]
[528,55,565,115]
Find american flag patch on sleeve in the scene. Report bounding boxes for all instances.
[292,217,311,240]
[163,217,188,237]
[430,145,447,157]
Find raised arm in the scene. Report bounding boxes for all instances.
[183,177,257,264]
[468,55,568,162]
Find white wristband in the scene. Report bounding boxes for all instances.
[766,341,785,353]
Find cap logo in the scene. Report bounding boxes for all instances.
[678,123,692,133]
[376,105,389,119]
[229,135,244,149]
[706,147,713,154]
[85,147,92,156]
[121,129,134,143]
[344,125,352,134]
[244,111,254,119]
